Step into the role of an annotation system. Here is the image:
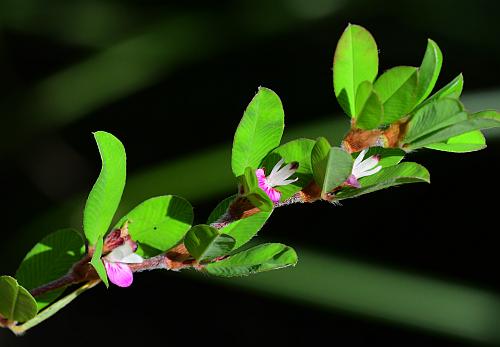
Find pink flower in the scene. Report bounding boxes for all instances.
[103,240,143,288]
[345,149,382,188]
[256,158,298,203]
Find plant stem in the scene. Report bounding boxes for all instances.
[30,273,78,297]
[25,191,310,300]
[11,281,100,335]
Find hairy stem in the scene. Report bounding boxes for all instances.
[24,190,312,301]
[30,273,79,298]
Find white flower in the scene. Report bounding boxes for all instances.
[256,158,298,203]
[345,149,382,188]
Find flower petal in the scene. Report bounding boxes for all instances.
[270,158,285,177]
[265,187,281,203]
[104,261,134,287]
[353,155,380,177]
[104,242,135,263]
[279,177,299,186]
[267,162,298,187]
[345,174,361,188]
[256,168,266,182]
[120,253,144,264]
[356,165,382,179]
[353,149,368,169]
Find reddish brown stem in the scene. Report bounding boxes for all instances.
[30,273,79,298]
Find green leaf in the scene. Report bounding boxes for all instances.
[312,138,353,194]
[335,162,430,200]
[231,87,285,177]
[261,138,315,201]
[205,243,298,277]
[239,167,274,212]
[0,276,38,323]
[323,147,353,194]
[333,24,378,117]
[16,229,85,310]
[207,195,236,225]
[424,130,486,153]
[114,195,193,257]
[184,225,236,262]
[354,81,384,129]
[406,110,500,149]
[415,74,464,112]
[90,237,108,288]
[311,137,331,191]
[404,98,467,144]
[83,131,126,245]
[373,66,418,124]
[220,211,272,250]
[415,39,443,105]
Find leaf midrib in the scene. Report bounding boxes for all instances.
[9,282,19,320]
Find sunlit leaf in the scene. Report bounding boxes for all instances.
[205,243,297,277]
[415,74,464,112]
[16,229,85,310]
[220,211,272,250]
[90,236,108,288]
[114,195,193,257]
[424,130,486,153]
[415,39,443,105]
[333,24,378,117]
[406,110,500,149]
[83,131,126,245]
[231,87,284,177]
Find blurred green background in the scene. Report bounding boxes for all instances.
[0,0,499,346]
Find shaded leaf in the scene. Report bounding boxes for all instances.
[184,225,236,262]
[239,167,274,212]
[405,98,466,143]
[333,24,378,117]
[83,131,126,245]
[0,276,38,323]
[311,137,331,190]
[355,81,384,129]
[16,229,85,310]
[205,243,297,277]
[231,87,284,177]
[207,195,236,225]
[312,138,353,194]
[374,66,418,124]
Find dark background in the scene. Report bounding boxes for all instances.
[1,1,499,346]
